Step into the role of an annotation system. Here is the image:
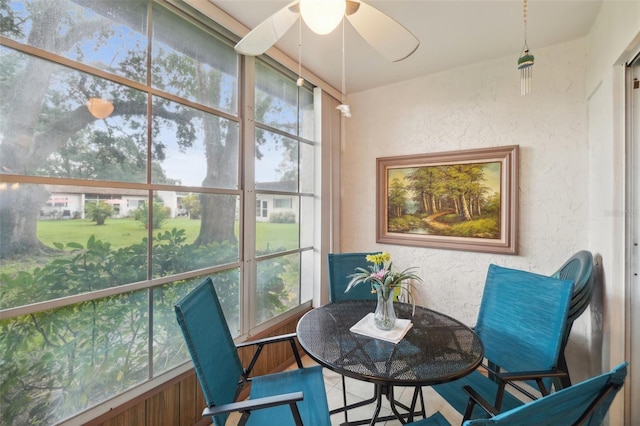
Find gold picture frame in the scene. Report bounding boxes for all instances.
[377,145,519,254]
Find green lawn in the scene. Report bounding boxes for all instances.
[1,218,299,275]
[36,218,298,250]
[37,218,201,248]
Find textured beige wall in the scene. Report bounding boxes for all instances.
[342,37,588,318]
[340,34,593,384]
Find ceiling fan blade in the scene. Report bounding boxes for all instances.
[346,0,419,62]
[234,1,300,56]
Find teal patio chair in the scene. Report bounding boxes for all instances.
[327,252,381,302]
[487,251,596,390]
[432,264,574,420]
[551,250,596,389]
[174,277,330,426]
[409,361,627,426]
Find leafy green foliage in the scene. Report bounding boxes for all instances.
[0,219,300,405]
[255,252,299,324]
[0,229,297,425]
[345,252,422,301]
[180,194,201,219]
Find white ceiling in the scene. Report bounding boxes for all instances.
[208,0,603,94]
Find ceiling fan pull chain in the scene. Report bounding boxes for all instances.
[341,17,346,98]
[297,17,304,86]
[336,17,351,118]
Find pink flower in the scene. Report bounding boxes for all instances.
[373,269,387,279]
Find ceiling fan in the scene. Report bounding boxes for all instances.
[234,0,420,63]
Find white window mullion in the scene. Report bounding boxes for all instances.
[241,55,257,335]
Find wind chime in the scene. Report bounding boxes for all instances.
[517,0,534,96]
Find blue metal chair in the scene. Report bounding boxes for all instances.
[174,277,330,426]
[432,264,574,421]
[409,361,628,426]
[327,252,380,302]
[551,250,596,389]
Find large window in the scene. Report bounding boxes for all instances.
[0,1,317,424]
[253,61,315,325]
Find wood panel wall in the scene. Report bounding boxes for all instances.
[86,310,307,426]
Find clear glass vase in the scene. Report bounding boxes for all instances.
[374,289,397,330]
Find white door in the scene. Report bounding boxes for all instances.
[629,60,639,426]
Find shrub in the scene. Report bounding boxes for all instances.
[134,201,169,229]
[85,201,113,225]
[269,211,296,223]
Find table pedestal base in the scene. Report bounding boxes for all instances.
[330,383,426,425]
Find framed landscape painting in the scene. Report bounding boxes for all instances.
[377,145,519,254]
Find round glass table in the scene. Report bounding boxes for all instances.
[296,300,484,425]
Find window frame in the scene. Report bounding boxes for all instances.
[0,0,327,423]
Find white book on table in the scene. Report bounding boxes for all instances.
[349,313,413,344]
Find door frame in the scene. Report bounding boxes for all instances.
[625,54,640,426]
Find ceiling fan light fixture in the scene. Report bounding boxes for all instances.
[87,97,114,119]
[300,0,346,35]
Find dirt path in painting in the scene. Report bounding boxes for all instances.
[423,211,454,231]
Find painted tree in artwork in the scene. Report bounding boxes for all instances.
[388,177,408,217]
[407,166,439,215]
